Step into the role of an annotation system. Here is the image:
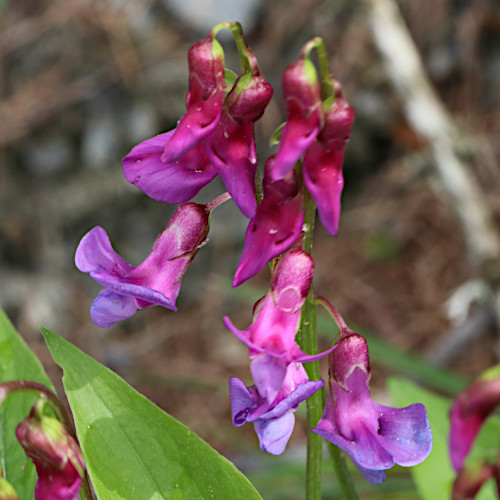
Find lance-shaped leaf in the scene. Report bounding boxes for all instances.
[42,327,263,500]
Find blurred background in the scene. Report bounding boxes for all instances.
[1,0,500,498]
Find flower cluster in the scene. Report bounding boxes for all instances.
[73,21,432,487]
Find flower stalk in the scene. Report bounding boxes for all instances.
[299,188,323,500]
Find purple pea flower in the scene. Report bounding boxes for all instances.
[313,321,432,484]
[123,34,223,204]
[225,250,335,393]
[229,362,323,455]
[161,35,226,163]
[75,202,212,327]
[271,55,323,181]
[16,410,84,500]
[232,155,304,287]
[303,83,355,235]
[449,368,500,471]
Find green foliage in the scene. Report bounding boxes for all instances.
[42,327,262,500]
[0,308,54,499]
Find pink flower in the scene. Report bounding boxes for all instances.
[75,202,211,327]
[225,250,335,393]
[313,326,432,484]
[161,36,226,163]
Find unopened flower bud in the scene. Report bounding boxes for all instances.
[16,410,84,500]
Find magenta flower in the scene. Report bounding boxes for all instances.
[229,362,323,455]
[75,202,211,327]
[123,31,272,218]
[233,156,304,287]
[449,369,500,471]
[271,56,323,181]
[16,413,84,500]
[313,327,432,484]
[225,250,335,389]
[161,36,226,163]
[303,85,355,235]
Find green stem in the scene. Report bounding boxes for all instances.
[299,189,322,500]
[302,37,334,101]
[299,194,358,500]
[326,443,359,500]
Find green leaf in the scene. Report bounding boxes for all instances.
[42,327,262,500]
[387,377,455,500]
[0,308,54,499]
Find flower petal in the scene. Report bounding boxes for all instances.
[258,380,323,421]
[233,190,304,287]
[75,227,133,275]
[350,459,387,485]
[89,271,177,311]
[89,290,138,328]
[123,131,217,204]
[253,411,295,455]
[303,141,345,236]
[228,377,259,427]
[206,115,257,218]
[250,354,288,405]
[374,402,433,467]
[313,395,394,471]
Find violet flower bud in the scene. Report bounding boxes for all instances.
[16,412,84,500]
[449,367,500,471]
[313,328,432,484]
[233,156,304,286]
[75,202,211,327]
